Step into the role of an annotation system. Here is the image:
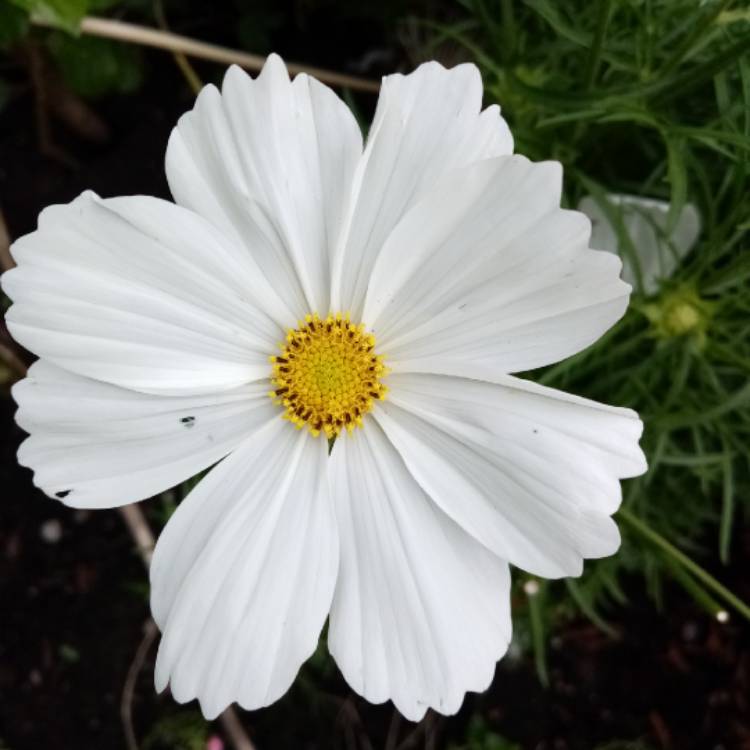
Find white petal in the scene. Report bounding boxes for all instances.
[3,192,284,395]
[362,156,630,374]
[12,360,275,508]
[167,54,363,318]
[374,371,646,578]
[579,194,701,295]
[152,421,338,719]
[328,421,512,722]
[331,60,513,317]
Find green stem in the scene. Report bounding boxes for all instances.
[719,451,735,564]
[500,0,516,62]
[659,0,733,76]
[666,557,725,619]
[526,580,549,687]
[585,0,613,89]
[618,506,750,622]
[565,578,617,637]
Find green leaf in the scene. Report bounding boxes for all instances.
[664,133,689,232]
[523,0,590,46]
[9,0,89,33]
[46,32,143,98]
[719,450,735,564]
[0,1,29,49]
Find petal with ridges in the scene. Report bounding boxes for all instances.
[13,360,275,508]
[3,192,284,395]
[363,156,630,374]
[152,421,337,719]
[374,372,646,579]
[331,60,513,318]
[328,421,512,721]
[579,194,701,294]
[167,54,362,318]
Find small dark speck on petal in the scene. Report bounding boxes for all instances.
[181,416,196,427]
[55,490,72,499]
[533,429,539,434]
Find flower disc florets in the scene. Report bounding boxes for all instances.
[269,313,388,438]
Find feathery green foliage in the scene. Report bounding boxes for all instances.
[423,0,750,640]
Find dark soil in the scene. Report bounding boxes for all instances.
[1,14,749,750]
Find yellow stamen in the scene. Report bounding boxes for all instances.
[269,313,389,438]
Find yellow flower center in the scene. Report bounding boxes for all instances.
[269,313,388,438]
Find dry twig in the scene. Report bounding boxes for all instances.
[118,503,155,568]
[0,207,14,272]
[153,0,202,95]
[31,15,381,93]
[0,342,28,382]
[121,618,159,750]
[395,711,441,750]
[219,706,259,750]
[0,217,28,384]
[26,42,78,166]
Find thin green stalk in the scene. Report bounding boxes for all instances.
[666,558,726,619]
[565,578,618,637]
[659,0,734,76]
[619,506,750,622]
[643,33,750,103]
[719,451,735,564]
[585,0,612,89]
[526,581,549,687]
[500,0,516,61]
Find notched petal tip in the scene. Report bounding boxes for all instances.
[199,693,231,722]
[222,63,253,93]
[36,189,100,231]
[534,159,563,202]
[154,653,169,694]
[221,53,294,96]
[413,58,482,83]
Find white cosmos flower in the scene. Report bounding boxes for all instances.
[3,55,647,721]
[578,194,701,295]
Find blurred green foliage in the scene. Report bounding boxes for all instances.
[46,31,142,96]
[1,0,145,99]
[0,2,29,49]
[449,716,523,750]
[142,710,209,750]
[8,0,89,33]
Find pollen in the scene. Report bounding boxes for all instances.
[269,313,389,438]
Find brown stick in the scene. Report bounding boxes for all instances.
[121,618,159,750]
[0,207,14,272]
[118,503,155,568]
[0,215,28,384]
[395,711,439,750]
[153,0,202,95]
[31,16,381,93]
[219,707,258,750]
[0,342,28,381]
